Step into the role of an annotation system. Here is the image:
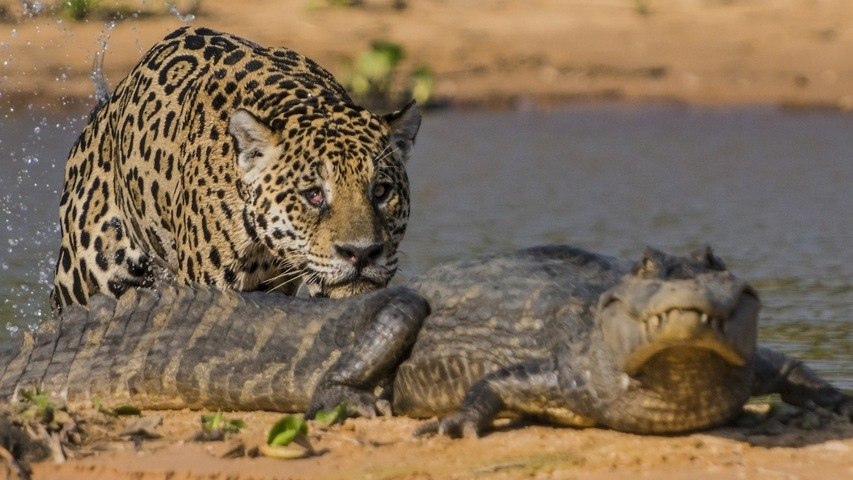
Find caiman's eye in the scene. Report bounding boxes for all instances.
[372,183,392,203]
[303,187,325,208]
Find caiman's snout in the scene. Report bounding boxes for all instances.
[599,248,761,376]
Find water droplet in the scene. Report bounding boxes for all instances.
[26,1,45,16]
[7,238,18,246]
[10,29,17,39]
[169,4,196,23]
[33,127,40,134]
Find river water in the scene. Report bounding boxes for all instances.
[0,104,850,390]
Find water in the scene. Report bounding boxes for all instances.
[0,104,850,390]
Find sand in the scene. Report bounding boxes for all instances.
[1,1,852,478]
[3,0,853,110]
[19,408,853,480]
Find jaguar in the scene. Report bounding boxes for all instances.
[51,26,421,312]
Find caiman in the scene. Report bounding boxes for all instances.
[0,245,849,437]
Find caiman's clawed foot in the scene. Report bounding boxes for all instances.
[306,385,391,420]
[755,347,853,422]
[414,411,486,439]
[806,388,853,421]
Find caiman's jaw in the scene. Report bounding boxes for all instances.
[619,297,759,375]
[598,247,761,377]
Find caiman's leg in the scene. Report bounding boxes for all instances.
[306,289,430,419]
[751,346,851,418]
[415,359,590,438]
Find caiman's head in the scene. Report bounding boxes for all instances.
[597,247,760,377]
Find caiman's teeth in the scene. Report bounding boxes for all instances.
[648,315,660,331]
[700,313,709,324]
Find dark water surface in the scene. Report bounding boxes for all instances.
[1,104,850,389]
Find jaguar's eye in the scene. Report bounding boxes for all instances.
[372,183,392,203]
[303,187,325,208]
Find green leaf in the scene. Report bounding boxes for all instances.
[225,419,246,433]
[313,403,348,427]
[201,411,223,430]
[20,390,51,410]
[201,412,245,433]
[112,404,142,416]
[267,415,308,446]
[371,41,404,66]
[410,66,434,105]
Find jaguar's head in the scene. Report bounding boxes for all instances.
[229,99,421,298]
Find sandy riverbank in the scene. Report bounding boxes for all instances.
[2,0,853,110]
[20,407,853,480]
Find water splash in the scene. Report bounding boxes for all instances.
[22,1,46,17]
[91,21,118,105]
[0,112,77,336]
[168,3,196,23]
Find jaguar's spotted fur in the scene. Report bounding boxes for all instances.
[52,26,421,311]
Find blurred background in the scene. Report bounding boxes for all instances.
[0,1,850,388]
[2,0,853,110]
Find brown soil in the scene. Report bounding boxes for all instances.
[2,1,852,478]
[3,0,853,110]
[20,408,853,480]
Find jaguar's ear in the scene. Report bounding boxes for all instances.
[383,100,421,163]
[229,108,276,182]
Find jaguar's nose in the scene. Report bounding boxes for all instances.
[334,242,384,269]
